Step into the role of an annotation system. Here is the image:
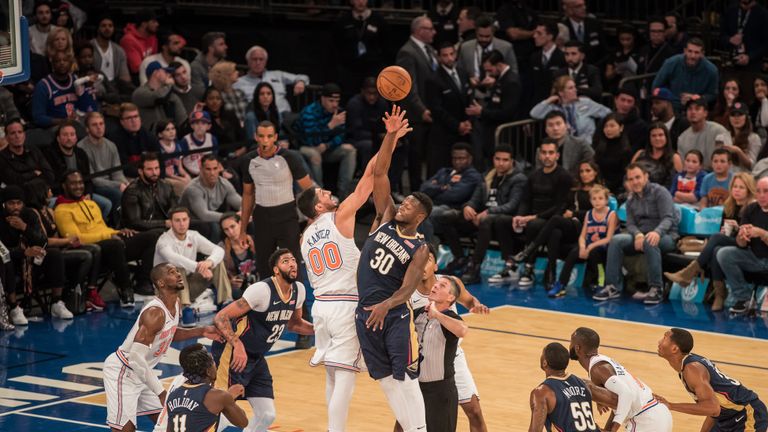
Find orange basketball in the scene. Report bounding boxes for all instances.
[376,66,412,101]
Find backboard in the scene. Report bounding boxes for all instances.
[0,0,29,85]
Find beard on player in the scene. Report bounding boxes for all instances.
[279,268,298,283]
[569,346,579,360]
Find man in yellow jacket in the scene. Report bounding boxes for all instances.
[54,170,162,307]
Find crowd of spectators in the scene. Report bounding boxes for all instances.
[3,0,768,331]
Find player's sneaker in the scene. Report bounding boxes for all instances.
[729,300,748,314]
[643,286,664,305]
[488,262,518,284]
[10,305,28,326]
[51,301,74,319]
[547,282,566,298]
[86,289,105,311]
[592,285,621,301]
[517,264,534,288]
[120,293,135,308]
[461,263,482,285]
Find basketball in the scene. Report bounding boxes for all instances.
[376,65,412,101]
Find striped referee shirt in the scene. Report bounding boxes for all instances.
[414,307,461,383]
[238,147,308,207]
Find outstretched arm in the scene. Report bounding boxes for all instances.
[336,153,378,238]
[371,105,411,232]
[451,276,489,314]
[654,363,720,417]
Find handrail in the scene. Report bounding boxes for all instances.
[618,73,657,91]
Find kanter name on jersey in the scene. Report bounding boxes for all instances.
[307,229,331,247]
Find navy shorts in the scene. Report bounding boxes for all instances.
[714,399,767,432]
[355,304,419,381]
[212,341,274,399]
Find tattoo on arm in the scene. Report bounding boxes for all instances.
[214,298,249,345]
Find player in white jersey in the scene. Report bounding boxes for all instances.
[103,263,222,432]
[296,128,403,432]
[399,244,489,432]
[569,327,673,432]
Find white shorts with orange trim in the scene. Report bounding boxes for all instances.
[310,297,365,372]
[103,351,163,430]
[624,399,674,432]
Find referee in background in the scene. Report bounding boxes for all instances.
[414,275,468,431]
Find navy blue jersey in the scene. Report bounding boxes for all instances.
[357,222,425,307]
[166,383,219,432]
[681,354,760,419]
[543,374,599,432]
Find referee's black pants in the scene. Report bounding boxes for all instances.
[251,202,301,278]
[420,377,457,432]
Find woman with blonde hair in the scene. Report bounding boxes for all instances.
[208,61,247,125]
[46,26,74,62]
[530,75,611,144]
[665,171,757,311]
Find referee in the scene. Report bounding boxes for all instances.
[415,276,468,432]
[238,120,313,278]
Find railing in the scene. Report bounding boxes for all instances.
[493,118,545,169]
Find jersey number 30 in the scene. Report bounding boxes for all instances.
[308,242,343,276]
[570,402,597,431]
[370,248,395,275]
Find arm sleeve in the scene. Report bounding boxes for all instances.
[195,232,225,266]
[653,188,677,234]
[669,173,679,194]
[280,70,310,86]
[183,186,219,222]
[693,171,706,200]
[282,149,309,179]
[489,174,526,215]
[121,189,167,231]
[31,81,55,128]
[625,199,640,237]
[529,99,556,119]
[295,282,306,309]
[132,84,172,108]
[155,236,199,273]
[603,375,634,425]
[128,343,165,395]
[224,179,242,210]
[436,170,482,206]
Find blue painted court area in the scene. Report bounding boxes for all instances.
[0,281,765,432]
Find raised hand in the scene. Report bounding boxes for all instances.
[383,105,408,134]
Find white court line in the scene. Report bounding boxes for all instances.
[10,375,101,392]
[15,411,111,429]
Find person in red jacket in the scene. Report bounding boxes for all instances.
[120,11,159,75]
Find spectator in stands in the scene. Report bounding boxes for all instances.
[555,41,602,101]
[53,4,74,31]
[180,110,218,178]
[45,26,74,62]
[428,0,459,46]
[75,43,116,106]
[245,82,282,142]
[631,123,683,189]
[32,51,98,129]
[295,83,356,198]
[466,49,521,167]
[426,42,471,174]
[593,163,678,305]
[334,0,389,98]
[716,175,768,314]
[456,6,480,43]
[507,140,573,288]
[190,32,227,91]
[542,111,594,174]
[592,113,632,194]
[677,97,731,170]
[238,120,313,277]
[138,32,192,86]
[751,75,768,140]
[219,212,256,298]
[397,15,438,191]
[202,87,247,157]
[420,142,482,237]
[0,119,55,190]
[121,152,179,233]
[531,75,611,144]
[91,16,133,94]
[651,38,719,112]
[650,87,689,148]
[153,207,231,308]
[530,22,566,107]
[724,101,762,172]
[457,15,518,96]
[438,145,526,284]
[180,155,242,242]
[699,148,734,208]
[132,61,187,129]
[154,120,191,195]
[664,12,688,53]
[721,0,768,78]
[119,10,159,75]
[671,149,706,204]
[108,102,160,177]
[29,1,58,56]
[233,45,309,114]
[638,18,675,76]
[667,171,756,311]
[613,87,649,153]
[78,112,129,211]
[561,0,605,64]
[209,61,248,125]
[346,77,390,172]
[0,88,20,131]
[170,61,202,115]
[1,185,70,324]
[604,24,641,92]
[54,170,160,304]
[711,79,742,126]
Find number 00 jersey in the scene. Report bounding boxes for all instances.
[357,221,425,307]
[166,383,219,432]
[681,353,760,418]
[543,374,599,432]
[301,212,360,297]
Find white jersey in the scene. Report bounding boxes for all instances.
[301,212,359,298]
[118,297,179,369]
[589,354,656,421]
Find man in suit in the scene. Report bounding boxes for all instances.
[426,42,472,175]
[457,15,518,98]
[466,50,521,168]
[456,6,481,44]
[555,41,602,101]
[428,0,459,46]
[560,0,606,65]
[397,15,438,191]
[530,22,566,107]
